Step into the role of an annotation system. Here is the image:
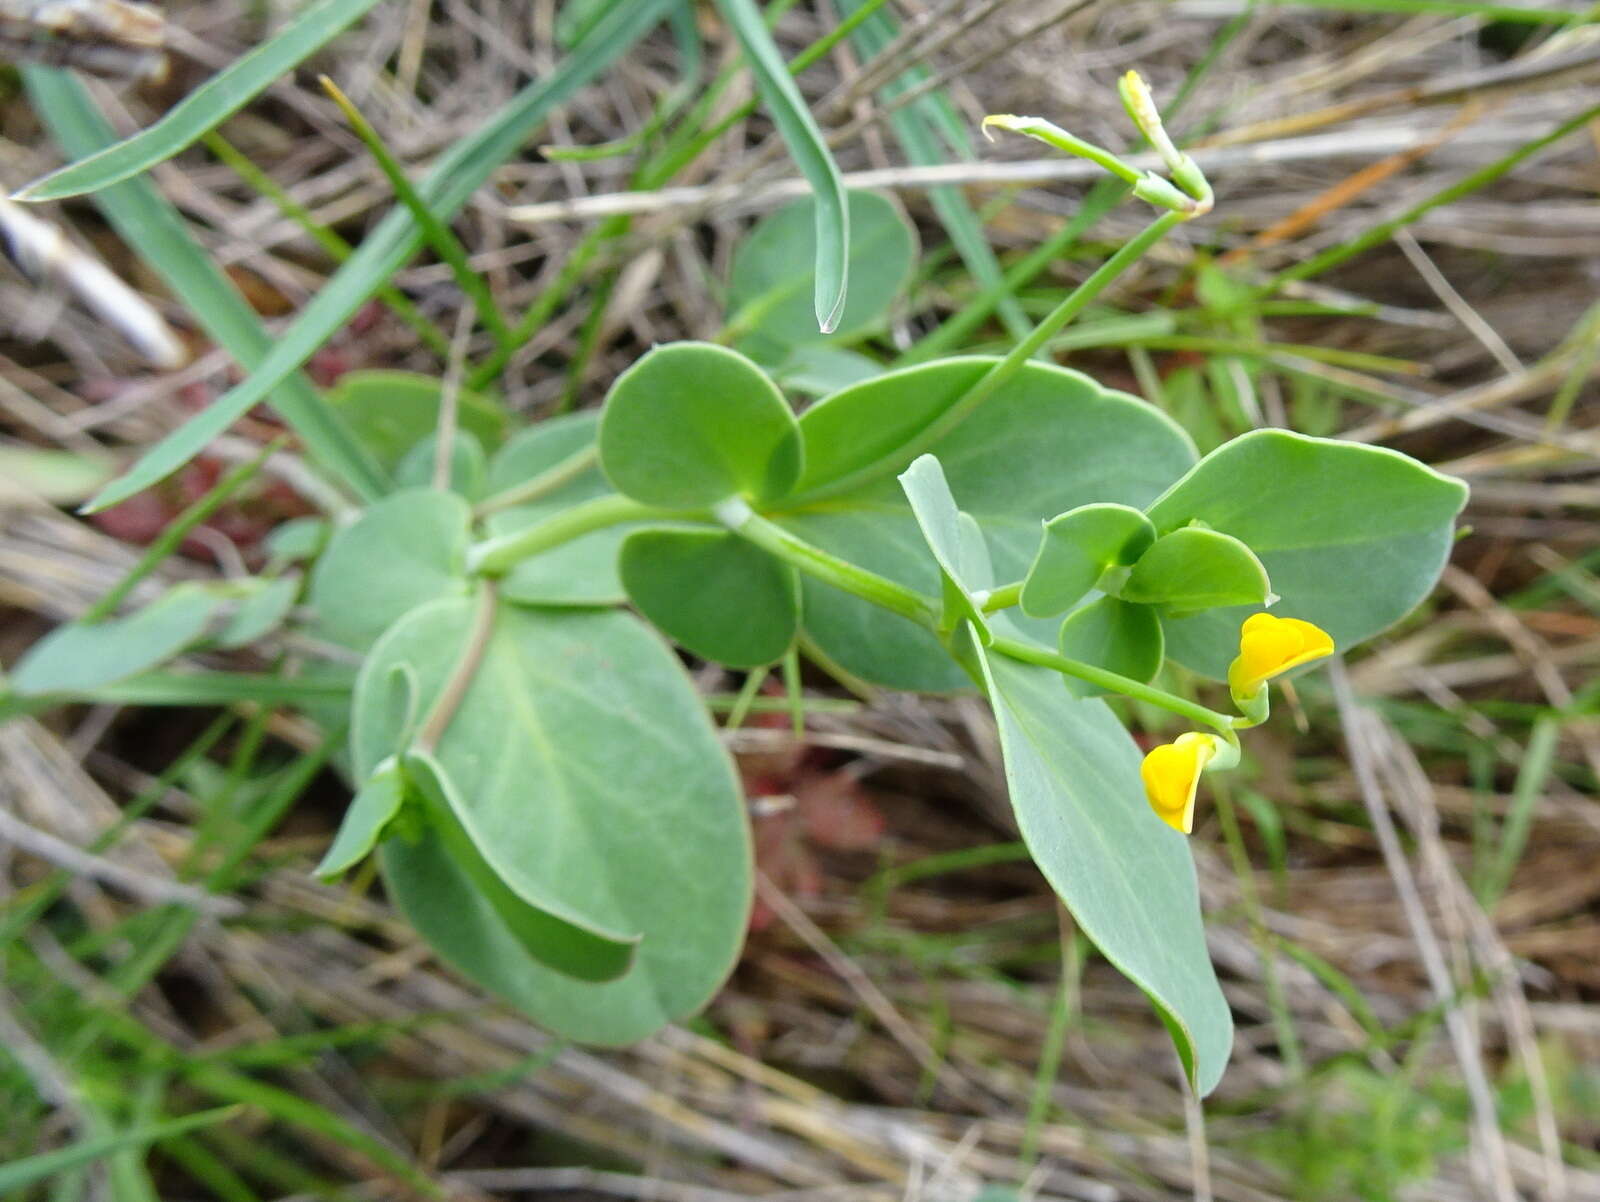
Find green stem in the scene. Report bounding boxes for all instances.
[787,209,1188,505]
[979,581,1024,613]
[716,500,936,627]
[988,635,1235,734]
[473,444,598,516]
[467,493,673,576]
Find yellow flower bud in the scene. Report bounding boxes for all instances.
[1140,732,1219,835]
[1227,612,1334,698]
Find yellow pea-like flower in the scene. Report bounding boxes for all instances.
[1140,732,1219,835]
[1227,612,1334,698]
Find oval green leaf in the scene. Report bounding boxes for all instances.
[1121,527,1271,614]
[967,624,1233,1095]
[308,488,471,648]
[395,430,488,500]
[1145,430,1469,677]
[620,529,799,668]
[10,583,223,696]
[1056,597,1164,698]
[484,412,629,606]
[358,598,751,1043]
[1020,503,1156,618]
[780,358,1197,691]
[326,370,506,472]
[599,342,802,508]
[728,191,916,359]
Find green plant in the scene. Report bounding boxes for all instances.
[4,71,1467,1101]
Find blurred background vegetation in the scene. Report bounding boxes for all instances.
[1,1,1598,1199]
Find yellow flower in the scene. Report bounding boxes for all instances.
[1227,612,1334,698]
[1141,732,1219,834]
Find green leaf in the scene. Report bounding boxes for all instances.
[769,345,881,396]
[264,517,330,564]
[0,1107,239,1194]
[326,370,506,471]
[211,576,301,649]
[308,489,471,648]
[598,342,802,508]
[485,413,631,607]
[314,757,405,880]
[1056,598,1163,697]
[727,191,916,358]
[1020,503,1156,618]
[403,750,636,984]
[16,0,387,201]
[967,626,1233,1095]
[74,0,675,514]
[24,68,389,505]
[1121,527,1271,614]
[10,584,223,696]
[395,431,488,500]
[898,454,992,642]
[0,444,115,503]
[361,598,751,1042]
[780,358,1196,691]
[1145,430,1469,677]
[714,0,851,333]
[620,529,799,668]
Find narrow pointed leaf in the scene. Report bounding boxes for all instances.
[17,0,388,201]
[715,0,850,332]
[315,758,406,880]
[968,626,1233,1095]
[75,0,675,513]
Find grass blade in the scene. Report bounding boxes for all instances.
[14,0,388,201]
[23,67,389,504]
[0,1106,241,1193]
[715,0,851,333]
[834,0,1030,343]
[78,0,678,515]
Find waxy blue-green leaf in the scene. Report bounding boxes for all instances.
[403,750,636,984]
[74,0,676,514]
[16,0,388,201]
[1056,597,1163,697]
[326,371,506,472]
[308,489,471,648]
[360,598,751,1042]
[714,0,851,333]
[620,529,799,668]
[898,454,992,643]
[485,412,630,607]
[728,191,915,359]
[1020,503,1156,618]
[966,624,1233,1095]
[1121,527,1271,614]
[395,431,488,501]
[9,584,223,696]
[211,576,301,649]
[770,345,881,396]
[780,358,1196,691]
[315,757,406,880]
[599,342,802,508]
[1146,430,1469,677]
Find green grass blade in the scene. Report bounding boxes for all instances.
[320,76,513,348]
[715,0,851,333]
[16,0,388,202]
[0,1106,240,1193]
[78,0,677,515]
[22,67,389,504]
[834,0,1031,343]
